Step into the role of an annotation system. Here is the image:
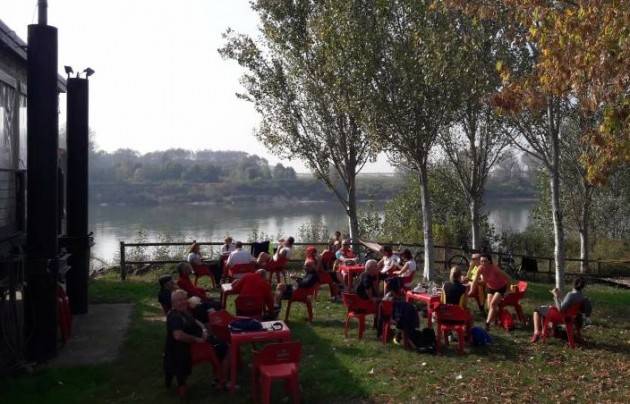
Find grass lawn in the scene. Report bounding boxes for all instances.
[2,273,629,403]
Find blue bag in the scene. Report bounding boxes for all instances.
[470,326,493,346]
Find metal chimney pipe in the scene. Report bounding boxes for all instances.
[38,0,48,25]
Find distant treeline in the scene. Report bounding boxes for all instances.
[88,148,536,205]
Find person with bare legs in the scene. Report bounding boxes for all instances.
[469,254,509,331]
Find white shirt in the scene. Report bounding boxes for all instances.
[381,254,400,274]
[226,248,254,267]
[221,243,236,255]
[274,246,292,261]
[187,252,202,265]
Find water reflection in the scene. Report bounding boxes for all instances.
[90,200,534,262]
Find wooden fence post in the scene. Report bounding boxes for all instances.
[120,241,127,280]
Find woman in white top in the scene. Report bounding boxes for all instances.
[392,249,417,288]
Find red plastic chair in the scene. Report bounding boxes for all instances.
[314,270,337,299]
[379,300,395,344]
[497,281,528,328]
[235,295,265,319]
[434,304,472,354]
[342,293,377,340]
[251,341,302,404]
[228,263,256,279]
[57,286,72,343]
[285,284,319,323]
[265,257,288,284]
[190,342,224,383]
[192,263,216,288]
[542,303,582,348]
[208,310,236,343]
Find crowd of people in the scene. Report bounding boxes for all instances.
[159,234,594,397]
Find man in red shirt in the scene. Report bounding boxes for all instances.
[231,269,274,314]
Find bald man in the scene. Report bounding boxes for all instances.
[163,290,229,396]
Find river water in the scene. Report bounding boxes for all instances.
[89,199,534,263]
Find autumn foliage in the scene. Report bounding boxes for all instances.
[446,0,629,183]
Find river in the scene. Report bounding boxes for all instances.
[89,199,535,263]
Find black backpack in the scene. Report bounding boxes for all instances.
[409,327,436,354]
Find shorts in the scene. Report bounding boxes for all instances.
[487,285,507,296]
[535,305,551,317]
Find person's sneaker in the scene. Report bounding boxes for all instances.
[530,333,541,343]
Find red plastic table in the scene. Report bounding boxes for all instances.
[220,283,238,308]
[405,291,441,328]
[228,321,292,392]
[339,263,365,288]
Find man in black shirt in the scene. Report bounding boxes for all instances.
[158,275,177,312]
[164,290,229,397]
[355,260,384,302]
[274,260,319,308]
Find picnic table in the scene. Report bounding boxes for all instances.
[405,291,441,328]
[339,263,364,288]
[228,320,292,392]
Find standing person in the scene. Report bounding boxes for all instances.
[221,237,236,255]
[465,252,486,314]
[530,277,592,343]
[469,254,509,331]
[332,231,343,251]
[187,242,222,287]
[164,290,229,397]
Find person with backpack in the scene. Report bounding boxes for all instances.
[530,277,593,343]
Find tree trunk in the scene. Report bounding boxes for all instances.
[347,172,360,253]
[470,196,481,250]
[549,106,565,291]
[579,203,589,274]
[418,165,435,281]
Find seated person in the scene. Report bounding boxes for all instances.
[530,277,592,343]
[220,237,235,256]
[164,290,229,396]
[225,241,255,276]
[158,275,178,312]
[332,231,343,251]
[158,274,220,320]
[382,278,420,346]
[257,237,294,269]
[231,269,274,315]
[442,266,469,306]
[187,242,221,286]
[390,249,416,288]
[354,260,385,310]
[176,262,208,300]
[320,242,344,296]
[273,255,319,309]
[469,254,510,331]
[378,245,401,276]
[336,239,356,262]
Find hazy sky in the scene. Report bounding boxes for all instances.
[1,0,393,173]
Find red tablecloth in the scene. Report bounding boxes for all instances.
[228,321,292,392]
[339,263,365,287]
[405,291,441,328]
